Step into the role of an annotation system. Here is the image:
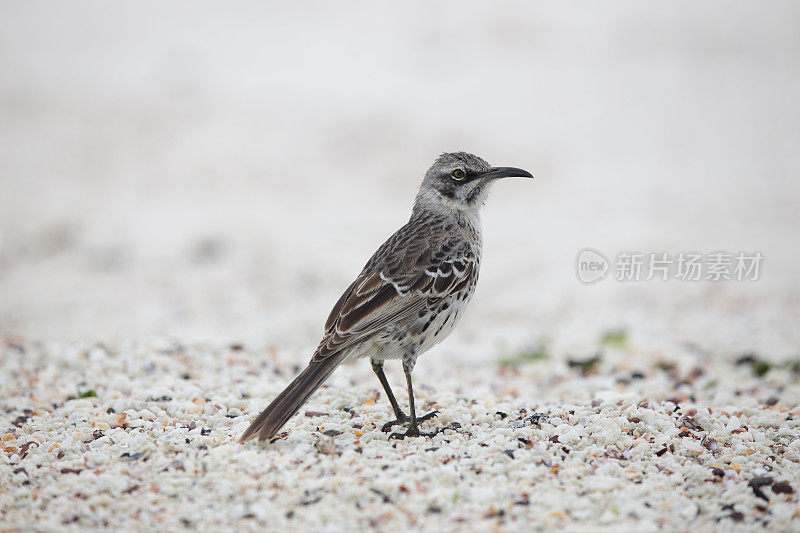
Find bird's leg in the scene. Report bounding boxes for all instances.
[389,361,440,439]
[371,360,409,430]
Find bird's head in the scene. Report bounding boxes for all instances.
[414,152,532,214]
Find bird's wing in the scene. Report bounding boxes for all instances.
[312,218,476,362]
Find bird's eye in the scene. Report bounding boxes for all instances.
[451,169,466,180]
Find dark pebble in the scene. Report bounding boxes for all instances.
[528,413,549,425]
[370,487,392,503]
[712,467,725,478]
[750,476,774,487]
[736,353,757,365]
[322,429,342,437]
[748,477,773,501]
[772,481,794,494]
[19,441,39,457]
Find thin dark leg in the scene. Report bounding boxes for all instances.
[371,360,406,421]
[405,362,419,433]
[389,362,440,439]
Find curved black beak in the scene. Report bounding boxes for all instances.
[480,166,533,180]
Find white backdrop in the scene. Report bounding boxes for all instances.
[1,2,798,358]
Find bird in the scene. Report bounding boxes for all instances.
[240,152,532,443]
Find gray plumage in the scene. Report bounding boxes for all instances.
[240,152,532,443]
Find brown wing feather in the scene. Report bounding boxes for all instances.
[313,263,475,362]
[312,212,477,363]
[324,279,358,332]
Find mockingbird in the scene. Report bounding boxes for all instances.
[240,152,532,442]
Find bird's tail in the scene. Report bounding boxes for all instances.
[239,354,345,443]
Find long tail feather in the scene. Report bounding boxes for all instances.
[239,354,345,443]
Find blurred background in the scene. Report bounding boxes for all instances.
[1,2,799,360]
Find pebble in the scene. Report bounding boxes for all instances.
[0,339,797,531]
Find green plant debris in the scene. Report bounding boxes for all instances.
[735,353,773,377]
[567,354,602,375]
[78,390,98,398]
[752,360,772,377]
[600,328,628,347]
[498,344,547,367]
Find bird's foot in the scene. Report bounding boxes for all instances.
[417,410,440,424]
[381,414,408,432]
[389,425,441,440]
[381,410,439,433]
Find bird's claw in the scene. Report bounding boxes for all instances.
[383,410,440,439]
[389,426,441,440]
[381,410,439,433]
[381,414,409,432]
[418,410,440,423]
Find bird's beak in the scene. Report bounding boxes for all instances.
[479,167,534,180]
